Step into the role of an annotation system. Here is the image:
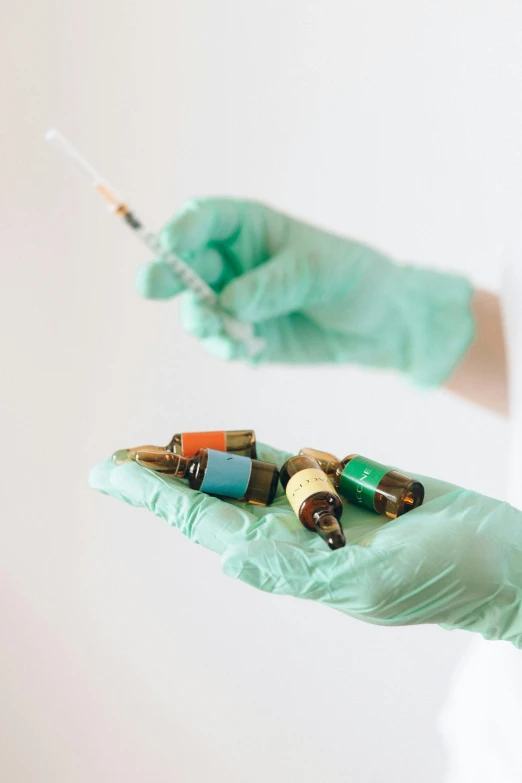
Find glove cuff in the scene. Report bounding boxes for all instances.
[399,265,475,387]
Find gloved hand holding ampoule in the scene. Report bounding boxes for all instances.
[90,443,522,648]
[136,198,474,386]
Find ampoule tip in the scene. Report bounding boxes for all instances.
[112,449,131,465]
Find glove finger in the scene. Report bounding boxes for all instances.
[180,294,257,348]
[90,459,259,554]
[180,293,250,361]
[199,335,250,362]
[159,198,243,255]
[221,538,382,604]
[180,295,331,364]
[180,292,224,338]
[219,248,341,323]
[90,458,313,553]
[135,247,224,300]
[89,458,118,496]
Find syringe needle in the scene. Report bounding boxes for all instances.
[45,128,265,356]
[45,129,109,188]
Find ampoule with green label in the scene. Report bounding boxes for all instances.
[299,448,424,519]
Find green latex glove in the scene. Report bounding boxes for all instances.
[90,443,522,647]
[136,198,474,386]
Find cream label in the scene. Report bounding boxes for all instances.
[285,468,339,516]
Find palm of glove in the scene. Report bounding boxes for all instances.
[137,198,405,366]
[90,442,522,644]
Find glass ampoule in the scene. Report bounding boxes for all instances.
[280,455,345,550]
[113,430,256,466]
[166,429,256,458]
[123,447,278,506]
[299,448,424,519]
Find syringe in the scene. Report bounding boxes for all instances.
[45,129,264,356]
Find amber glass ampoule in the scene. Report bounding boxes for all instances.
[112,430,256,467]
[166,430,256,458]
[299,448,424,519]
[280,455,345,550]
[123,447,278,506]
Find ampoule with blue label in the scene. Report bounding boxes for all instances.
[122,447,279,506]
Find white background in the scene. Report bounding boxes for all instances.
[2,1,521,781]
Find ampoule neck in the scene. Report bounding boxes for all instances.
[298,448,340,479]
[134,448,190,476]
[112,445,163,465]
[313,511,346,550]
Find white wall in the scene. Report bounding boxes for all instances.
[1,1,520,781]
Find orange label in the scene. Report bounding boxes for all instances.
[181,430,227,457]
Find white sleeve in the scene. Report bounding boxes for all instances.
[439,239,522,782]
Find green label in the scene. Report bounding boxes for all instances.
[339,456,389,510]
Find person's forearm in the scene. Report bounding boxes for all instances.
[445,290,508,415]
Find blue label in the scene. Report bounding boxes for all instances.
[200,449,252,499]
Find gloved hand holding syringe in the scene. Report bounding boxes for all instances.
[45,129,265,358]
